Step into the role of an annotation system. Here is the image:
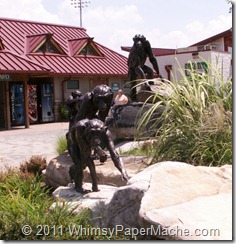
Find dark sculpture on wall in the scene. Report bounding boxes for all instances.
[128,34,162,101]
[75,84,113,123]
[67,118,129,193]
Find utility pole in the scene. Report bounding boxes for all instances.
[71,0,91,27]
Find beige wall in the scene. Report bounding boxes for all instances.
[146,50,232,82]
[0,74,128,127]
[53,76,127,122]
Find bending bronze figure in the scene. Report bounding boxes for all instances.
[75,84,113,123]
[67,118,129,193]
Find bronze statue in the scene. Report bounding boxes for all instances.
[65,90,83,129]
[128,34,162,101]
[67,118,129,193]
[75,84,113,123]
[66,84,113,162]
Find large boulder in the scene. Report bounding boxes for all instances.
[43,151,151,189]
[106,103,165,140]
[136,79,172,103]
[50,161,232,240]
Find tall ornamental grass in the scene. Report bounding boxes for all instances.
[136,60,232,166]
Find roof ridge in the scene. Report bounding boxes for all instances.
[0,17,128,76]
[68,37,93,41]
[0,17,87,31]
[26,33,53,37]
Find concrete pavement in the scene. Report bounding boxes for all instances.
[0,122,69,171]
[0,122,141,172]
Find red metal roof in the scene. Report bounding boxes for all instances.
[0,39,4,50]
[0,50,51,74]
[68,37,90,56]
[0,17,128,76]
[152,48,176,56]
[25,33,51,53]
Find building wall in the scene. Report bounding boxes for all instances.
[210,51,232,81]
[213,37,225,52]
[53,76,127,122]
[0,73,129,128]
[150,50,231,82]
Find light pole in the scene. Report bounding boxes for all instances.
[71,0,91,27]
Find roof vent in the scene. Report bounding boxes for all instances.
[68,37,103,57]
[25,33,65,55]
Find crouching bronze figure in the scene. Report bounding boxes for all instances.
[67,118,129,193]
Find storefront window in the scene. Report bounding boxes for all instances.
[67,80,80,90]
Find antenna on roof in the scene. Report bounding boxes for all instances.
[71,0,91,28]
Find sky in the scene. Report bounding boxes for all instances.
[0,0,233,56]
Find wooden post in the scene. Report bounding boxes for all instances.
[4,81,11,130]
[23,80,30,128]
[165,65,172,82]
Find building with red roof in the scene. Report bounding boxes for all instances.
[122,29,232,82]
[0,18,128,129]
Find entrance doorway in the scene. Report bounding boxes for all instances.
[9,78,54,126]
[28,78,54,123]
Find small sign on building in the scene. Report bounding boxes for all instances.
[0,74,12,81]
[112,82,120,91]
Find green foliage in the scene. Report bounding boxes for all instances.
[59,102,69,122]
[136,60,232,166]
[0,169,123,240]
[19,155,47,177]
[56,135,67,154]
[120,141,157,157]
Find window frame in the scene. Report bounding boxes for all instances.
[66,80,80,90]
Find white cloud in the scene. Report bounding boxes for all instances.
[207,14,232,32]
[82,4,144,54]
[83,6,231,54]
[0,0,232,56]
[0,0,60,23]
[147,14,232,50]
[183,14,232,46]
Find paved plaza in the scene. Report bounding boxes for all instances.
[0,122,69,171]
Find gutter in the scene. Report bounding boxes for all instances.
[62,76,71,102]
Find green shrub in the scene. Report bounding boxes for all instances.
[136,60,232,166]
[0,169,98,240]
[59,102,69,122]
[120,140,157,156]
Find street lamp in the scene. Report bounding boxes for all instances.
[71,0,91,27]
